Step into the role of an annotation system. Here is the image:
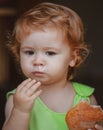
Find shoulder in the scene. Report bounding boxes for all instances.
[4,89,16,122]
[72,82,98,105]
[72,82,95,97]
[5,95,14,121]
[7,89,16,99]
[90,94,97,105]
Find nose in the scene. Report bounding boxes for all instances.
[32,53,45,66]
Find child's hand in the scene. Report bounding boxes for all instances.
[95,124,103,130]
[13,78,42,113]
[87,124,103,130]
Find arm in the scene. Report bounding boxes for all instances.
[2,95,30,130]
[2,78,42,130]
[90,94,98,105]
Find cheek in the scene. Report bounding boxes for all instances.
[20,57,26,69]
[20,62,27,74]
[50,58,69,72]
[20,57,32,74]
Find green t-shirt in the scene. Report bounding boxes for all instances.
[7,82,94,130]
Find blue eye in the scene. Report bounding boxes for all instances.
[46,51,56,56]
[25,51,34,55]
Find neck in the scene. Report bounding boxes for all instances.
[39,78,72,100]
[39,79,74,113]
[41,78,68,92]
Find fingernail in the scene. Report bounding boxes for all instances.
[37,82,41,85]
[33,79,36,82]
[95,124,98,129]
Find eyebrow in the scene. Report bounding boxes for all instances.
[43,47,60,51]
[20,46,34,50]
[21,46,60,50]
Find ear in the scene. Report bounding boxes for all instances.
[69,60,76,67]
[69,50,77,67]
[69,58,77,67]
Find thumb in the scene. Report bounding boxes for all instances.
[95,124,103,130]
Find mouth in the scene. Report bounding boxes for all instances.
[32,71,45,76]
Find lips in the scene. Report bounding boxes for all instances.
[32,71,45,76]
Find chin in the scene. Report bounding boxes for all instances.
[31,77,48,84]
[66,100,103,130]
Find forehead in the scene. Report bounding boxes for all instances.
[17,22,66,41]
[20,28,72,52]
[21,28,66,45]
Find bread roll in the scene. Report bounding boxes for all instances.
[66,101,103,130]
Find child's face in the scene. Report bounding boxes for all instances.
[20,28,75,84]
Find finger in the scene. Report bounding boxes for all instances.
[26,82,41,96]
[30,89,42,100]
[20,79,37,93]
[16,78,31,91]
[95,124,103,130]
